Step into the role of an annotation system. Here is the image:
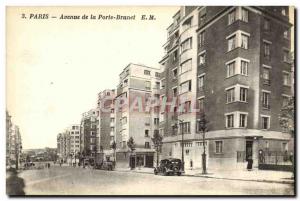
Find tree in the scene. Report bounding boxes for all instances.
[151,132,163,168]
[127,137,136,152]
[279,96,294,135]
[127,137,136,169]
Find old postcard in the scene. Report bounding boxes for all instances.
[6,6,295,196]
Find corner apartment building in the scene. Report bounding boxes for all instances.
[115,63,160,168]
[80,109,99,157]
[97,89,116,160]
[160,6,293,170]
[57,132,71,162]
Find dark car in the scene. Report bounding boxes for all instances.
[154,158,183,176]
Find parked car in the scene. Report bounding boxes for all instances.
[154,158,183,176]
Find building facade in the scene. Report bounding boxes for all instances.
[57,132,71,162]
[160,6,293,170]
[68,124,81,155]
[97,89,116,160]
[80,109,99,157]
[114,63,160,168]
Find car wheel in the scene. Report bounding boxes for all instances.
[163,168,168,176]
[154,169,158,175]
[177,172,181,176]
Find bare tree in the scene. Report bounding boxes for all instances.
[151,132,163,168]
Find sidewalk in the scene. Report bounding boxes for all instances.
[115,167,294,184]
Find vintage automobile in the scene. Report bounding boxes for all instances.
[154,158,183,176]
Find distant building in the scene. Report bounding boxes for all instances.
[67,124,80,155]
[114,63,160,168]
[97,89,116,160]
[80,109,98,157]
[57,132,71,162]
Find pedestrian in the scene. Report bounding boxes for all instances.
[48,163,50,168]
[190,159,193,170]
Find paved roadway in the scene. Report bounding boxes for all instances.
[14,166,294,196]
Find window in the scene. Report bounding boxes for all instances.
[226,114,234,128]
[199,14,206,26]
[284,29,289,39]
[282,96,290,107]
[228,9,236,25]
[198,75,204,89]
[173,68,178,78]
[240,88,248,102]
[226,88,235,103]
[283,72,291,86]
[263,42,270,58]
[171,125,177,135]
[180,59,192,74]
[111,109,114,113]
[182,17,192,31]
[145,142,150,149]
[185,150,190,155]
[227,61,236,77]
[198,31,205,47]
[181,38,192,52]
[110,118,114,123]
[180,80,192,94]
[155,72,160,77]
[171,50,178,62]
[261,116,270,129]
[144,70,151,75]
[241,34,249,49]
[264,18,270,30]
[145,130,149,137]
[155,81,160,89]
[180,122,191,134]
[198,52,206,65]
[198,98,204,113]
[283,50,289,62]
[122,117,127,124]
[241,8,248,22]
[173,87,178,96]
[282,142,288,151]
[281,8,286,16]
[159,128,164,136]
[145,81,151,90]
[240,60,248,75]
[154,118,159,125]
[262,68,270,80]
[262,91,270,109]
[215,141,223,153]
[228,35,236,51]
[239,113,247,127]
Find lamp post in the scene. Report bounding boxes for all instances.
[174,119,185,172]
[199,113,208,174]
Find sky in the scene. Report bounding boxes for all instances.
[6,6,179,149]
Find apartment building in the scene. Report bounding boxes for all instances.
[97,89,116,160]
[114,63,160,168]
[68,124,80,155]
[80,109,99,157]
[57,132,71,162]
[160,6,293,170]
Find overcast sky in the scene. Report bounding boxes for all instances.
[6,6,179,149]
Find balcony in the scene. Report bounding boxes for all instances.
[263,79,271,86]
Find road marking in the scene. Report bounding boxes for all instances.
[25,173,72,186]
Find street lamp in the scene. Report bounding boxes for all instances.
[198,113,208,174]
[174,119,185,172]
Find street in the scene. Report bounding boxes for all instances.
[8,165,294,196]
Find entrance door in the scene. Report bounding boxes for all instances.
[246,141,253,160]
[145,155,154,167]
[129,156,136,168]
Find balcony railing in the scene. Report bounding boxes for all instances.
[263,79,271,85]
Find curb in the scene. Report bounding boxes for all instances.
[114,169,294,184]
